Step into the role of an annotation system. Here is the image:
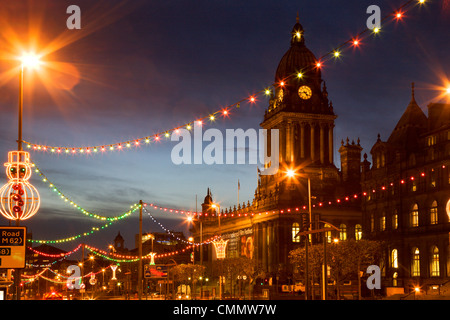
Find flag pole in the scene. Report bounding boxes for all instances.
[237,179,240,208]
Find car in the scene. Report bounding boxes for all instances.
[43,291,64,300]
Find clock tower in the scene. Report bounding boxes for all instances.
[193,17,364,277]
[255,17,340,210]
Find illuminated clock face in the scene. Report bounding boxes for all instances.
[298,85,312,100]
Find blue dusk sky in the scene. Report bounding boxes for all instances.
[0,0,448,252]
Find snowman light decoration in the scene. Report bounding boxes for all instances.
[0,151,40,221]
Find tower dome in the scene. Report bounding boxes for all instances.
[275,17,320,83]
[203,187,213,205]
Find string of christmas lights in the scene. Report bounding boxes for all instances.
[20,268,49,284]
[28,204,139,244]
[32,162,139,222]
[20,264,115,285]
[144,203,199,217]
[85,243,197,263]
[22,0,429,155]
[144,206,219,246]
[141,164,448,219]
[27,244,83,258]
[27,261,58,268]
[47,265,113,279]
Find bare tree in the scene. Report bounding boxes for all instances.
[290,239,384,300]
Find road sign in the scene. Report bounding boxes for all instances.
[0,226,26,269]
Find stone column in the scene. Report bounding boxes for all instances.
[262,222,267,271]
[267,221,272,273]
[280,125,285,164]
[310,122,315,162]
[286,121,293,164]
[328,123,334,164]
[320,123,325,164]
[300,122,305,159]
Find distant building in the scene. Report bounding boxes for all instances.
[362,85,450,292]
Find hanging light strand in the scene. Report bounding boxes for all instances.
[27,204,140,244]
[32,161,139,222]
[144,206,219,246]
[142,164,448,220]
[22,0,427,154]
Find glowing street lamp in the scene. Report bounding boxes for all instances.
[19,52,43,70]
[18,52,43,151]
[286,169,296,178]
[0,52,43,226]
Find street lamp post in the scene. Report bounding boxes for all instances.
[9,53,42,300]
[18,52,41,152]
[306,176,311,300]
[211,203,224,300]
[287,169,314,300]
[138,200,143,300]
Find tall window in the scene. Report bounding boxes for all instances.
[430,170,436,188]
[339,224,347,241]
[380,213,386,231]
[430,246,440,277]
[427,135,437,146]
[393,272,398,287]
[410,204,419,227]
[292,222,300,243]
[391,249,398,269]
[370,214,374,232]
[430,201,438,225]
[355,224,362,241]
[392,210,398,230]
[411,248,420,277]
[411,180,417,192]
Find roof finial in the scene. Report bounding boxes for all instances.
[296,12,299,23]
[411,82,415,99]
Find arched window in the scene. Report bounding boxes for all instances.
[391,249,398,269]
[447,199,450,222]
[392,272,398,287]
[411,247,420,277]
[339,224,347,241]
[430,200,438,225]
[355,224,362,241]
[430,246,440,277]
[410,204,419,227]
[292,222,300,243]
